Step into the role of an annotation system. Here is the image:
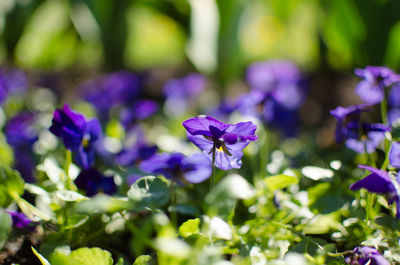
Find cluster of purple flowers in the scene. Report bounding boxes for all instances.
[211,60,307,136]
[49,106,257,195]
[331,66,400,154]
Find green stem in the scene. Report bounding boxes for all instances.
[170,182,177,227]
[65,150,72,189]
[210,143,216,190]
[381,98,388,125]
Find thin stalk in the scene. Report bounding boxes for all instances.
[65,149,72,189]
[170,182,177,228]
[210,143,216,190]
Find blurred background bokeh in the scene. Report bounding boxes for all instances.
[1,0,400,133]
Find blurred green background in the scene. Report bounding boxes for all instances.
[1,0,400,88]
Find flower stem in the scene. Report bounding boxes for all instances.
[210,144,216,190]
[65,150,72,189]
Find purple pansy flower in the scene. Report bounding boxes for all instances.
[120,99,158,129]
[49,104,102,169]
[345,246,389,265]
[350,165,400,218]
[389,142,400,168]
[163,73,206,116]
[74,168,117,197]
[182,116,257,170]
[140,152,211,184]
[6,210,36,232]
[240,60,306,135]
[388,83,400,125]
[81,71,141,120]
[354,66,399,105]
[0,68,28,104]
[330,105,389,153]
[5,112,39,182]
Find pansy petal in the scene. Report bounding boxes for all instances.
[184,153,211,183]
[389,142,400,168]
[183,116,230,136]
[350,165,393,193]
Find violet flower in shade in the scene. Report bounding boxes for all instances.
[345,246,389,265]
[350,165,400,218]
[49,104,102,169]
[182,116,257,170]
[5,210,36,232]
[120,99,158,129]
[330,104,389,153]
[74,168,117,197]
[81,71,141,120]
[354,66,399,105]
[140,152,212,184]
[163,73,206,116]
[5,112,39,183]
[246,60,306,110]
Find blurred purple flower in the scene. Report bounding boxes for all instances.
[182,116,257,170]
[6,210,36,232]
[330,105,388,153]
[388,83,400,125]
[74,168,117,197]
[354,66,399,105]
[120,99,158,128]
[140,152,211,184]
[117,142,157,167]
[5,112,38,182]
[49,104,102,169]
[0,68,28,104]
[241,60,307,135]
[350,165,400,218]
[389,142,400,168]
[163,73,206,116]
[246,60,306,109]
[81,71,141,120]
[345,246,389,265]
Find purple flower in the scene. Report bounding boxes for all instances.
[345,246,389,265]
[246,60,306,109]
[182,116,257,170]
[6,210,36,231]
[0,68,28,104]
[74,168,117,197]
[5,112,39,182]
[330,105,389,153]
[354,66,399,105]
[140,152,211,184]
[116,142,157,167]
[49,104,102,169]
[350,165,400,218]
[163,73,206,116]
[389,142,400,168]
[81,71,141,120]
[120,99,158,128]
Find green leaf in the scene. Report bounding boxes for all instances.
[154,238,191,259]
[127,176,170,211]
[74,194,131,214]
[0,166,25,207]
[0,209,12,249]
[179,218,200,238]
[32,247,51,265]
[133,255,152,265]
[264,174,298,192]
[69,247,113,265]
[206,174,255,218]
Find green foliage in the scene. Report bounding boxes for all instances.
[0,166,24,207]
[0,210,11,249]
[264,174,298,192]
[127,176,171,211]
